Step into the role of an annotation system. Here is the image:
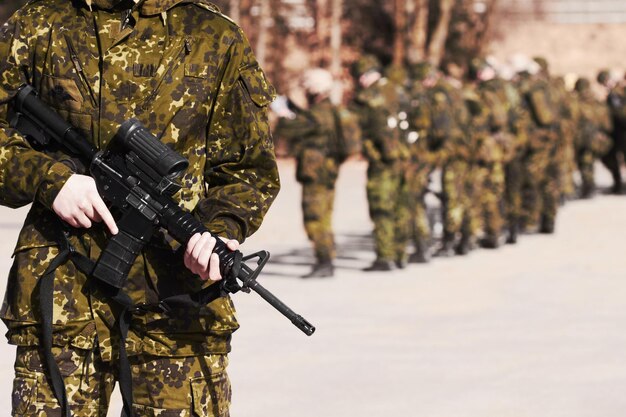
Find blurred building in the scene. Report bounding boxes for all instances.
[490,0,626,80]
[499,0,626,23]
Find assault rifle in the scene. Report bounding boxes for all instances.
[10,84,315,336]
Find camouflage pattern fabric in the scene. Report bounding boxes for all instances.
[12,345,230,416]
[465,81,509,243]
[301,183,336,262]
[406,79,438,250]
[366,162,410,262]
[575,82,614,196]
[601,83,626,192]
[550,77,577,198]
[275,97,345,263]
[518,74,561,231]
[0,0,279,413]
[353,76,411,263]
[441,160,472,240]
[502,80,531,239]
[431,78,472,246]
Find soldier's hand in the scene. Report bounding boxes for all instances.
[52,174,118,235]
[184,232,240,281]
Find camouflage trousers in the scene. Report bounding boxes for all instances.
[521,147,560,231]
[600,130,626,191]
[406,164,432,246]
[301,182,336,262]
[441,160,472,240]
[11,345,231,417]
[504,158,524,232]
[366,162,410,262]
[473,163,506,240]
[560,133,577,197]
[576,147,596,195]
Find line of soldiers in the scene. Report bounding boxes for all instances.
[273,55,626,277]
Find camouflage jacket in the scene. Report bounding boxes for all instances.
[576,90,613,153]
[352,77,410,166]
[0,0,280,360]
[428,78,471,164]
[276,98,342,186]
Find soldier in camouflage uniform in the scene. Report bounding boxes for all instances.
[598,69,626,194]
[405,62,442,263]
[434,72,474,256]
[517,57,561,234]
[274,68,358,278]
[0,0,280,416]
[466,59,515,248]
[573,77,613,198]
[351,55,411,271]
[500,68,531,244]
[551,76,578,201]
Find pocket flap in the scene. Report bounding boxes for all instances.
[238,64,276,108]
[185,63,210,79]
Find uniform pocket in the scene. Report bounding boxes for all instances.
[296,148,326,183]
[41,75,85,113]
[185,63,210,79]
[11,372,38,416]
[238,64,275,108]
[191,371,231,417]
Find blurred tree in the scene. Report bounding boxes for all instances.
[442,0,499,76]
[329,0,343,103]
[256,0,271,65]
[228,0,241,23]
[407,0,429,63]
[393,0,407,66]
[427,0,454,66]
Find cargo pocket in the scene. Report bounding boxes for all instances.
[238,64,275,108]
[191,371,231,417]
[296,148,325,183]
[11,372,38,416]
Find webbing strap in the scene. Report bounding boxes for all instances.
[39,246,72,417]
[39,239,227,417]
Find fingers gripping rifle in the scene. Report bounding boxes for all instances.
[11,85,315,336]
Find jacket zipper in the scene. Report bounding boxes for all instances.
[142,38,191,110]
[64,34,98,108]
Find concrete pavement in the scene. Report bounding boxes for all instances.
[0,159,624,417]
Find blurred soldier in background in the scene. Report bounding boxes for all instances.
[573,77,613,198]
[274,68,360,278]
[597,69,626,194]
[467,58,515,248]
[517,57,561,234]
[550,76,578,201]
[405,61,442,263]
[351,55,411,271]
[433,68,474,256]
[500,64,531,244]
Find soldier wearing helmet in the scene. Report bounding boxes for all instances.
[274,68,360,277]
[351,54,412,271]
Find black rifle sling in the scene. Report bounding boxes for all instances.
[39,243,72,417]
[39,231,226,417]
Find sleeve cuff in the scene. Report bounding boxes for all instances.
[206,217,245,243]
[36,161,75,209]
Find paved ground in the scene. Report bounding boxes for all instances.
[0,159,625,417]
